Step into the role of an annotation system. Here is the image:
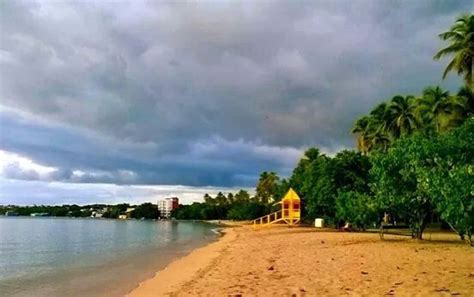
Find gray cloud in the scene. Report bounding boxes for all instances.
[0,178,253,205]
[0,1,470,198]
[0,110,305,187]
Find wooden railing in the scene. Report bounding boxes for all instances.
[252,210,283,228]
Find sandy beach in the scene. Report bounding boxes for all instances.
[128,225,474,296]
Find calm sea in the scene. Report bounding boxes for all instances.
[0,217,218,296]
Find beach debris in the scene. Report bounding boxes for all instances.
[434,287,450,292]
[394,281,403,286]
[228,294,242,297]
[267,265,274,271]
[300,288,306,292]
[321,240,325,244]
[413,278,418,282]
[469,272,474,277]
[396,266,401,270]
[451,292,461,296]
[361,271,369,275]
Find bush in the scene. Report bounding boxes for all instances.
[336,191,378,230]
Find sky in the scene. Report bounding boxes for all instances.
[0,0,470,205]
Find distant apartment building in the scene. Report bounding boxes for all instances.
[157,197,179,218]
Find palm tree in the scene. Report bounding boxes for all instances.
[417,86,453,132]
[457,85,474,117]
[434,14,474,89]
[351,116,372,154]
[370,129,391,152]
[256,171,279,203]
[368,102,393,132]
[388,95,418,137]
[352,112,394,154]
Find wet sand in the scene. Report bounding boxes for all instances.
[128,225,474,296]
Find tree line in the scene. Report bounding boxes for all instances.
[0,203,161,220]
[171,190,270,221]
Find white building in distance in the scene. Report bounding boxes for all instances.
[157,197,179,218]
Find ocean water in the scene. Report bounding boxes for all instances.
[0,217,218,296]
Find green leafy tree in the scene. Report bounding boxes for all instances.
[227,201,268,220]
[434,14,474,89]
[288,148,372,224]
[289,148,320,191]
[215,192,228,206]
[336,191,378,230]
[333,150,371,193]
[302,155,337,221]
[172,203,206,220]
[172,188,267,221]
[288,149,335,220]
[370,136,435,239]
[226,193,235,204]
[418,119,474,244]
[234,189,251,202]
[131,203,159,219]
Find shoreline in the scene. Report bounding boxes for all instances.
[128,225,473,296]
[127,225,239,297]
[0,218,219,297]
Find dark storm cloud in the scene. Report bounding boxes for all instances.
[0,0,471,189]
[0,110,301,186]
